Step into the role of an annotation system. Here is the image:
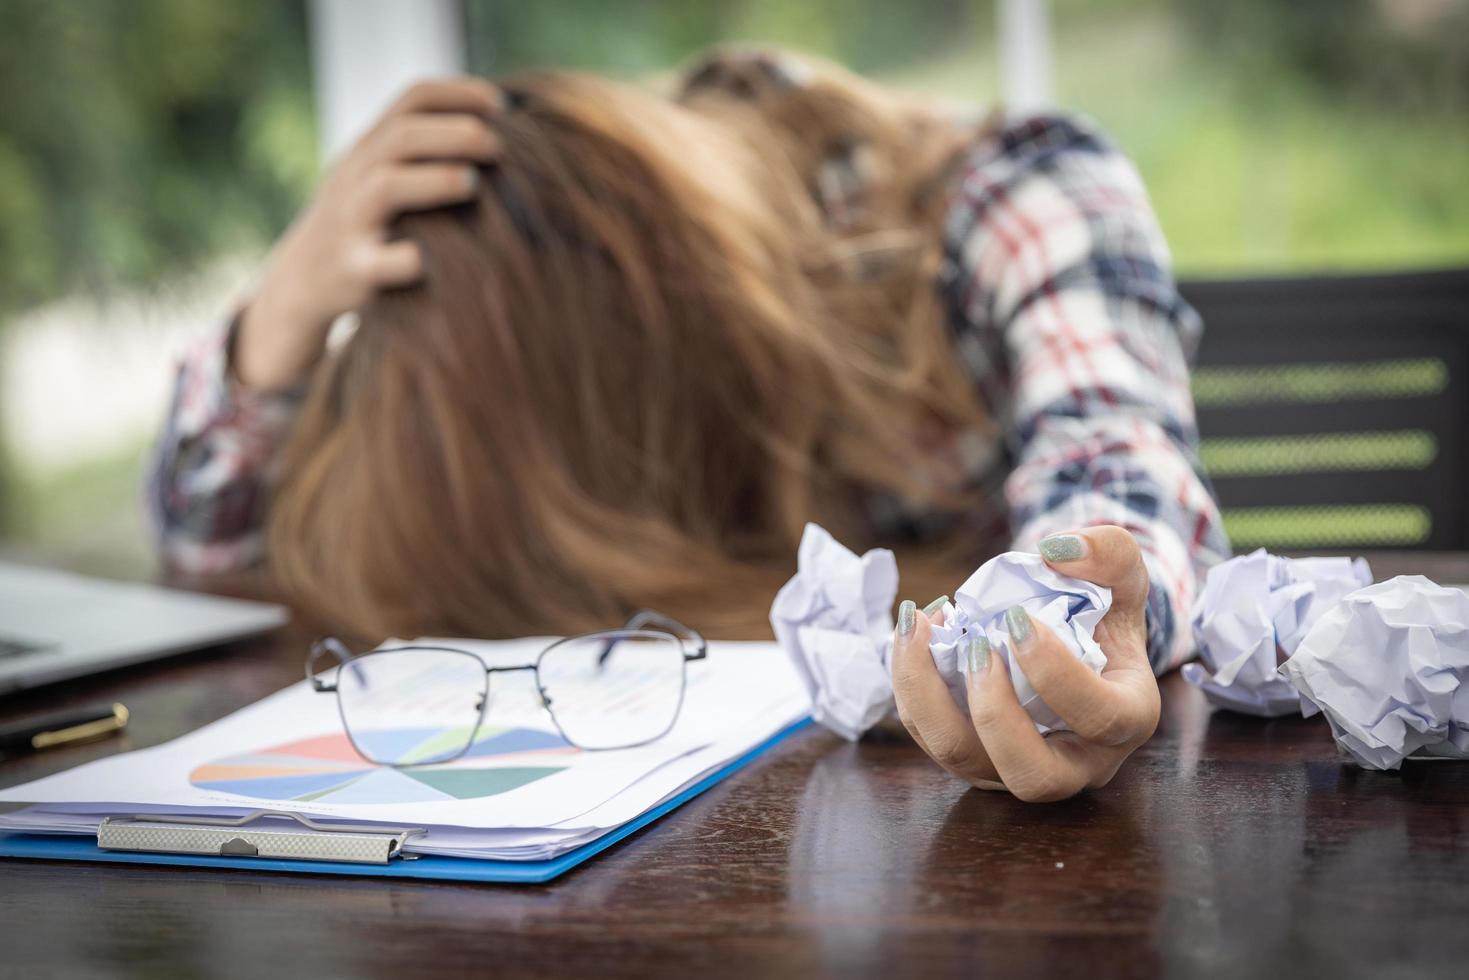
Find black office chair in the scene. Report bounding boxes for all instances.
[1182,268,1469,551]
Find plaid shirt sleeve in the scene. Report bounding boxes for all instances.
[147,321,305,573]
[939,113,1230,673]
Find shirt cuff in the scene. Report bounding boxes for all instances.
[173,317,306,446]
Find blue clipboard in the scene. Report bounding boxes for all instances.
[0,717,812,884]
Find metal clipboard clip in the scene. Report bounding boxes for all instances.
[97,811,426,865]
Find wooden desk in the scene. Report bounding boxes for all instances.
[3,556,1469,978]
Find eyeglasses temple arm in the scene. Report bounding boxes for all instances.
[625,610,707,660]
[306,637,355,692]
[596,611,707,666]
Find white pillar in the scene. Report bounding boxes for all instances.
[998,0,1054,113]
[308,0,467,163]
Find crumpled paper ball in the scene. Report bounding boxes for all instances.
[1281,575,1469,770]
[928,552,1111,734]
[1183,549,1372,717]
[769,523,898,740]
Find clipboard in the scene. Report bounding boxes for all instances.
[0,718,811,884]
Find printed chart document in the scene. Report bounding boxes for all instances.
[0,639,810,860]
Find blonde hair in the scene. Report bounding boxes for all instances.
[270,56,994,641]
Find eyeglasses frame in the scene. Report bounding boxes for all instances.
[306,610,708,767]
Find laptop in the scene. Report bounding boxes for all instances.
[0,561,288,696]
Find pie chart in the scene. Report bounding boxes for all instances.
[189,726,579,804]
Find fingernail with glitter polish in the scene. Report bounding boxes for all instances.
[897,600,917,638]
[1005,605,1035,651]
[922,595,949,617]
[966,634,990,675]
[1039,533,1087,563]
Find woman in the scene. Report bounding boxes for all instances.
[150,48,1228,801]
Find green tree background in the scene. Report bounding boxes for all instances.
[1,0,1466,320]
[0,0,317,320]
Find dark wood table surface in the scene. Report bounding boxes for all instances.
[3,553,1469,979]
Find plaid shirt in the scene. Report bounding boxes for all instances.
[148,324,304,574]
[149,111,1227,672]
[934,113,1228,671]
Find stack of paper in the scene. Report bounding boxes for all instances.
[0,638,809,861]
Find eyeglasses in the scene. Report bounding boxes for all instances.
[306,611,707,767]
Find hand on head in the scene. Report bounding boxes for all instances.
[235,77,503,389]
[890,525,1160,802]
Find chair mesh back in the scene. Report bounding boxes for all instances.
[1183,270,1469,552]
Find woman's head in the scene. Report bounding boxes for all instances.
[269,57,990,641]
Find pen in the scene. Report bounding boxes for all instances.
[0,703,130,756]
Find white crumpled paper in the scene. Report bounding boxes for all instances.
[1280,575,1469,770]
[1183,549,1373,717]
[770,528,1113,739]
[769,523,899,741]
[928,552,1112,734]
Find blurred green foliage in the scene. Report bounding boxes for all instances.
[467,0,984,77]
[1128,0,1469,272]
[1,0,1465,325]
[468,0,1469,276]
[0,0,316,319]
[1174,0,1469,113]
